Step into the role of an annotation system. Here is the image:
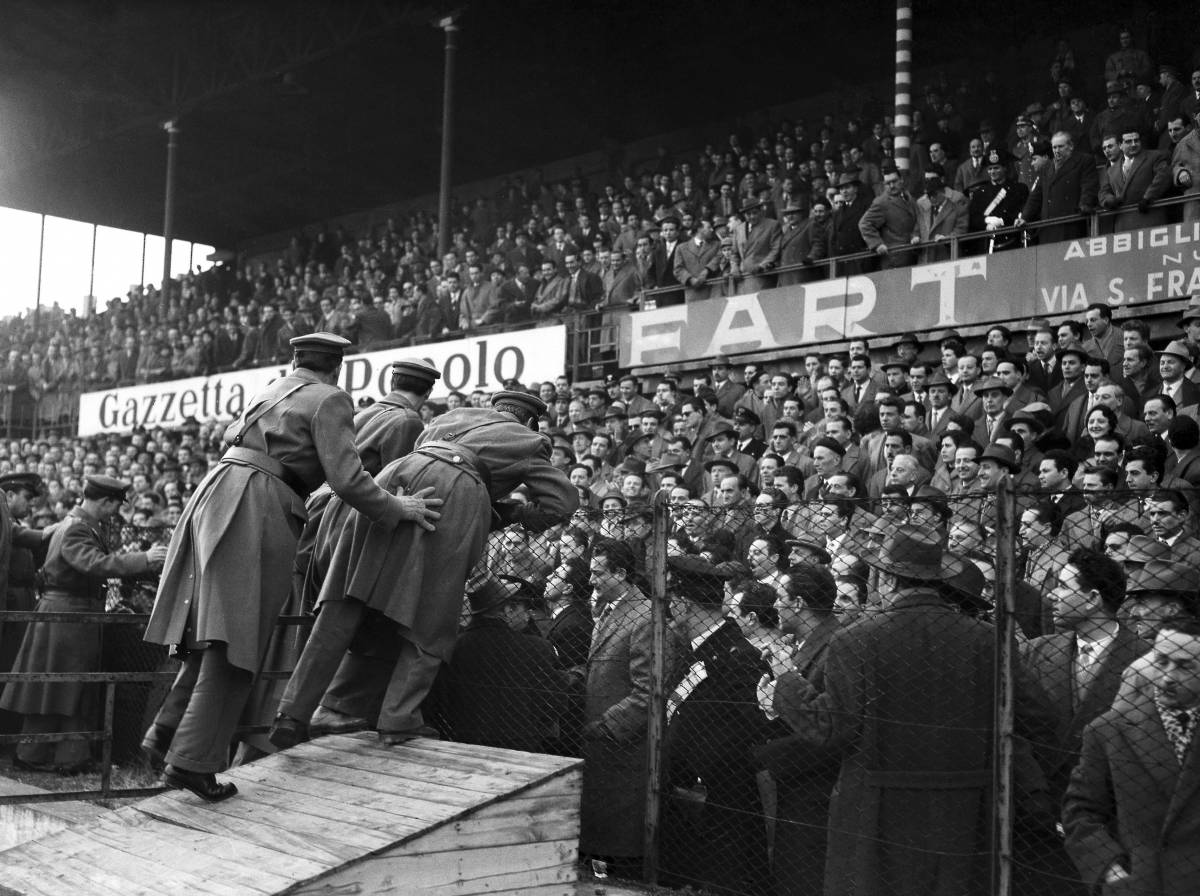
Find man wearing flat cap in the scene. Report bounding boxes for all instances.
[144,333,441,802]
[658,555,770,895]
[272,387,576,750]
[763,524,1051,896]
[2,476,167,774]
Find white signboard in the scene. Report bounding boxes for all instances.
[77,326,567,436]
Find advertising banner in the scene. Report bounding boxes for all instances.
[78,326,566,436]
[620,221,1200,367]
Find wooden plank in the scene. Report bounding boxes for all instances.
[392,804,579,854]
[241,750,489,821]
[368,742,579,787]
[131,795,352,866]
[288,839,578,896]
[389,736,580,773]
[389,776,580,854]
[313,731,576,776]
[101,806,329,882]
[4,839,156,896]
[0,859,129,896]
[285,741,534,802]
[225,762,435,835]
[23,829,250,896]
[84,816,297,894]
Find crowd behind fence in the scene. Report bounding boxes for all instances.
[4,483,1199,895]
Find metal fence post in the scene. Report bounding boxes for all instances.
[992,477,1017,896]
[642,488,670,884]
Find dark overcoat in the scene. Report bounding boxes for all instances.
[144,368,403,673]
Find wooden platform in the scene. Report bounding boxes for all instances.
[0,734,583,895]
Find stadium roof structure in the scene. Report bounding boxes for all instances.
[0,0,1186,249]
[0,0,913,249]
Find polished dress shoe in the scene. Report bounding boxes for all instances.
[309,706,370,737]
[379,725,442,746]
[163,765,238,803]
[267,713,309,750]
[141,723,175,768]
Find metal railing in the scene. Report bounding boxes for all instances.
[0,611,312,805]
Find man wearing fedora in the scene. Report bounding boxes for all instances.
[765,524,1041,896]
[1159,339,1200,409]
[777,200,811,286]
[734,198,782,292]
[440,578,565,754]
[827,172,872,273]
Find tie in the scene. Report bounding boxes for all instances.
[1123,157,1133,175]
[1163,706,1194,765]
[1075,641,1097,697]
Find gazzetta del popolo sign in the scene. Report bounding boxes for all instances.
[77,326,566,436]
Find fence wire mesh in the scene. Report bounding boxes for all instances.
[4,474,1200,896]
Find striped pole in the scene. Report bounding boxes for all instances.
[894,0,913,173]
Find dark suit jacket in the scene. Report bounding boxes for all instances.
[1098,149,1172,230]
[1021,153,1099,244]
[1019,625,1152,800]
[546,600,592,670]
[1064,687,1200,896]
[1166,446,1200,486]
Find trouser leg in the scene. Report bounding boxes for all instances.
[152,652,202,732]
[165,644,253,774]
[275,600,364,724]
[321,652,394,722]
[376,638,442,734]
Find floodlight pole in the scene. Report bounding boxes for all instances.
[894,0,913,174]
[161,120,180,313]
[436,16,458,262]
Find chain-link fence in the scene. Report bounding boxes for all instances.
[4,480,1199,896]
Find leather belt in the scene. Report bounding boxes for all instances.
[414,441,492,494]
[221,446,310,499]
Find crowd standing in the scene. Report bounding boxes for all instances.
[0,23,1197,896]
[4,26,1200,440]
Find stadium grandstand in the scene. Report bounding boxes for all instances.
[2,2,1200,894]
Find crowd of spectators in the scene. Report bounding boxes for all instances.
[3,26,1200,893]
[2,25,1199,442]
[3,296,1200,890]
